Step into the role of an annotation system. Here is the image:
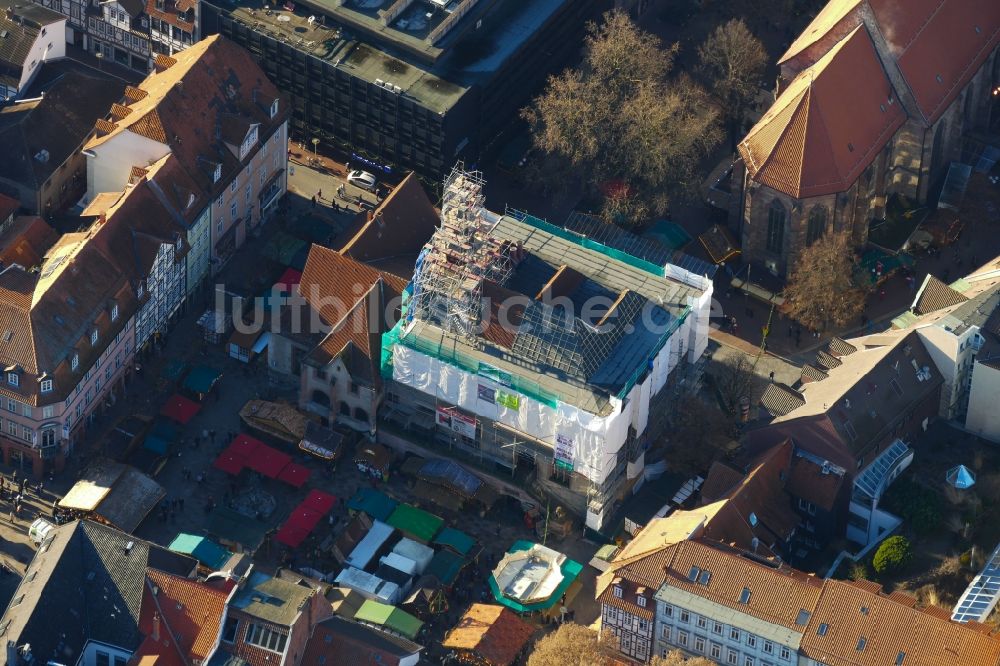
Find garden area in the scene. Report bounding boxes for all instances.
[836,422,1000,625]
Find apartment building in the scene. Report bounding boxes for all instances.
[32,0,199,72]
[381,167,714,531]
[0,2,65,100]
[599,518,1000,666]
[84,34,289,290]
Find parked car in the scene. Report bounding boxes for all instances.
[347,170,378,191]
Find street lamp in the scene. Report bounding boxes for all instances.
[311,137,319,159]
[95,50,103,72]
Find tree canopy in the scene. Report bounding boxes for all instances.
[782,233,867,331]
[698,19,768,122]
[523,11,721,226]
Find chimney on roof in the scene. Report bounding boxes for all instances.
[152,613,161,642]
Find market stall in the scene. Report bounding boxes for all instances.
[347,488,398,522]
[299,421,346,462]
[386,504,443,544]
[57,459,165,532]
[159,394,201,424]
[240,399,312,445]
[354,443,393,480]
[183,364,223,399]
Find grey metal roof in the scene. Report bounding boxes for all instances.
[491,215,700,313]
[230,570,314,627]
[941,287,1000,336]
[0,520,196,665]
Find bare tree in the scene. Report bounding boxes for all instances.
[697,18,768,148]
[526,624,614,666]
[782,233,868,332]
[523,11,721,226]
[652,650,718,666]
[667,395,738,473]
[713,353,756,416]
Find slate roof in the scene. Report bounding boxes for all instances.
[0,10,39,74]
[0,520,197,666]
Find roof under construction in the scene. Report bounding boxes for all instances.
[399,166,709,412]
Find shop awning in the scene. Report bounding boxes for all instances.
[277,463,312,488]
[252,332,270,355]
[183,364,222,394]
[160,394,201,424]
[247,446,292,479]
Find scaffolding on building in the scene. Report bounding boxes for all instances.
[410,164,516,341]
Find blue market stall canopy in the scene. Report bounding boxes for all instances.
[143,419,176,455]
[183,365,222,395]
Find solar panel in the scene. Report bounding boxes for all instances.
[952,541,1000,622]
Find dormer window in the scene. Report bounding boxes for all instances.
[239,126,259,161]
[270,99,279,119]
[71,354,79,371]
[636,595,646,608]
[7,373,17,387]
[90,329,98,345]
[40,379,53,393]
[111,303,119,321]
[613,585,622,599]
[213,163,222,183]
[138,281,145,299]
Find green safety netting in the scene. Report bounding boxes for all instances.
[644,220,693,250]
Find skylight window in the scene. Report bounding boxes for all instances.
[817,623,829,636]
[739,587,751,604]
[795,609,811,626]
[688,566,701,582]
[896,651,906,665]
[857,637,867,652]
[698,570,712,586]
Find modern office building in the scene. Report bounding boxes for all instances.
[382,167,713,531]
[200,0,604,180]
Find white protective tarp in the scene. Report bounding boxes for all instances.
[393,537,435,574]
[380,552,419,576]
[392,342,630,484]
[346,520,395,570]
[335,567,384,597]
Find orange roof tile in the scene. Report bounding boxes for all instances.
[662,540,824,631]
[442,604,537,666]
[298,245,407,366]
[801,579,1000,666]
[338,172,438,264]
[136,569,233,663]
[740,26,906,198]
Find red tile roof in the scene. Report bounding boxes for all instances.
[132,569,233,665]
[739,26,906,198]
[298,244,407,366]
[0,215,57,269]
[801,579,1000,666]
[443,604,537,665]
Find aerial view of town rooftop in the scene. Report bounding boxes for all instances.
[0,0,999,663]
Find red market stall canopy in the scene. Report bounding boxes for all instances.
[247,446,292,479]
[274,490,337,548]
[229,434,263,458]
[160,394,201,424]
[302,489,337,515]
[213,452,244,476]
[277,463,312,488]
[276,267,302,291]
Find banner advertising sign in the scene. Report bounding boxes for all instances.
[477,384,496,404]
[496,391,520,410]
[554,433,574,471]
[436,406,477,439]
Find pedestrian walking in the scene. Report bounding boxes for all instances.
[37,480,43,497]
[317,189,323,200]
[8,510,13,523]
[311,195,317,208]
